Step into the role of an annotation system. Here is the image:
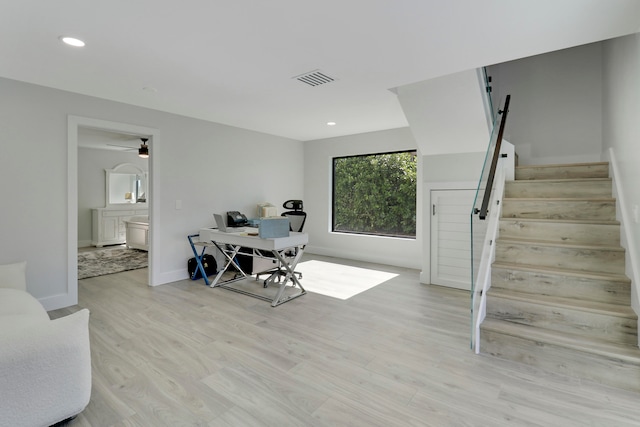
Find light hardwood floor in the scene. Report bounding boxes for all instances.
[49,254,640,426]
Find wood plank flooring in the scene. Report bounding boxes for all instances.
[49,254,640,426]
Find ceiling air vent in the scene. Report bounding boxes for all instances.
[294,70,335,87]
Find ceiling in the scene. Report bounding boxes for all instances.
[2,0,639,142]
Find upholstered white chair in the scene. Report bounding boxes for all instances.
[0,261,91,427]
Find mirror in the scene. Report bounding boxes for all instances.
[106,163,148,206]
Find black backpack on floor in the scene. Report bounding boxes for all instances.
[188,254,217,280]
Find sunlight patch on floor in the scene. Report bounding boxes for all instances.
[295,260,398,300]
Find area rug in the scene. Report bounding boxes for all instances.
[78,247,148,279]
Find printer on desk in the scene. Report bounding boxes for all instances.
[227,211,248,227]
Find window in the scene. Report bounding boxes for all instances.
[332,150,417,238]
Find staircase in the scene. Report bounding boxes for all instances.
[480,161,640,392]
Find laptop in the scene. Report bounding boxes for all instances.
[214,213,245,233]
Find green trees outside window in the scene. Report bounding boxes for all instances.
[333,150,417,238]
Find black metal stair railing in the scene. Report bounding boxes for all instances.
[476,94,510,220]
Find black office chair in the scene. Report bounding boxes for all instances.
[281,199,306,233]
[257,200,306,287]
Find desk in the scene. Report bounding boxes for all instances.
[197,228,308,307]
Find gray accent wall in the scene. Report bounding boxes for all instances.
[487,42,604,165]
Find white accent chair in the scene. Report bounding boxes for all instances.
[0,261,91,427]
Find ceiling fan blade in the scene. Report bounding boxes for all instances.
[106,143,138,151]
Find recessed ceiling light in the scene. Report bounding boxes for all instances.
[327,122,336,126]
[142,86,158,93]
[59,36,85,47]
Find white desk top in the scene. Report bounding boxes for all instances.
[199,228,308,251]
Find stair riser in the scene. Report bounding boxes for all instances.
[480,328,640,393]
[495,242,625,275]
[499,220,620,246]
[491,267,631,305]
[501,199,616,221]
[505,180,612,198]
[486,297,637,345]
[515,164,609,180]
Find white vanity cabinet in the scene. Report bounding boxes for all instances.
[91,163,149,247]
[92,207,148,247]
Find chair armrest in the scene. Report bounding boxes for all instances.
[0,309,91,427]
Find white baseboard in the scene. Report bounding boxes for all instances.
[305,245,420,270]
[40,293,77,312]
[419,271,429,284]
[77,240,92,248]
[151,269,190,287]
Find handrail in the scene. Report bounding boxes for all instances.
[478,94,510,219]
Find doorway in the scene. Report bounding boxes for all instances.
[67,116,159,300]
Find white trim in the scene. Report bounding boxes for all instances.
[66,117,79,308]
[472,141,515,353]
[422,181,478,284]
[472,167,506,353]
[67,117,160,305]
[605,148,640,347]
[77,240,92,249]
[416,151,424,269]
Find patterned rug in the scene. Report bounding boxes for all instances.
[78,247,148,279]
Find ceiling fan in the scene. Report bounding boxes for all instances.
[106,138,149,158]
[138,138,149,158]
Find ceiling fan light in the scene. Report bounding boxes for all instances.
[138,142,149,158]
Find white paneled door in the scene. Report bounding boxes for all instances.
[430,189,476,290]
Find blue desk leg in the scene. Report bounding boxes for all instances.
[187,234,210,286]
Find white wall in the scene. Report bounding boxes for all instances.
[396,69,490,156]
[420,152,487,284]
[601,33,640,315]
[77,147,149,246]
[0,77,303,310]
[303,127,421,269]
[394,69,491,283]
[488,42,604,165]
[423,152,487,184]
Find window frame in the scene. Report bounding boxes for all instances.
[331,149,417,239]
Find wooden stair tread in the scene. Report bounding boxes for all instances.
[500,217,620,226]
[481,318,640,365]
[497,236,625,251]
[515,161,609,169]
[488,288,637,318]
[508,178,611,183]
[491,261,631,283]
[503,197,615,201]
